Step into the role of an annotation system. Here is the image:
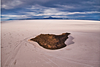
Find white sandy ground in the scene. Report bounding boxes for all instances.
[1,20,100,67]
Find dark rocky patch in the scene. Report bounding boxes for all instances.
[30,33,70,50]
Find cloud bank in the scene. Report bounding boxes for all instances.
[1,0,100,21]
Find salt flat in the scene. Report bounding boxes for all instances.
[1,20,100,67]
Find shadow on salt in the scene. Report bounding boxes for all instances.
[65,36,74,46]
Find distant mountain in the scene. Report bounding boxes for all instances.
[18,16,69,20]
[5,16,100,21]
[43,16,64,19]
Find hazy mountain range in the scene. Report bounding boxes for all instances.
[6,16,99,21]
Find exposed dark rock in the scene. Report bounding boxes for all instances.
[30,33,70,50]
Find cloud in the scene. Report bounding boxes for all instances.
[44,8,58,13]
[40,9,100,16]
[2,6,100,19]
[1,0,51,9]
[1,10,100,21]
[52,16,68,18]
[22,6,100,18]
[1,17,10,21]
[1,15,29,20]
[1,0,100,21]
[65,11,100,15]
[25,12,36,16]
[55,4,74,9]
[2,0,23,9]
[27,4,46,10]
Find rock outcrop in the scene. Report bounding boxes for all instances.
[30,33,70,50]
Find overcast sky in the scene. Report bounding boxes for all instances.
[1,0,100,21]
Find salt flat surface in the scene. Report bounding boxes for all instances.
[1,20,100,67]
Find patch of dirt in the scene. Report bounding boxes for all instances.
[30,32,70,50]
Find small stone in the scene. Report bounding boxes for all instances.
[30,32,70,50]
